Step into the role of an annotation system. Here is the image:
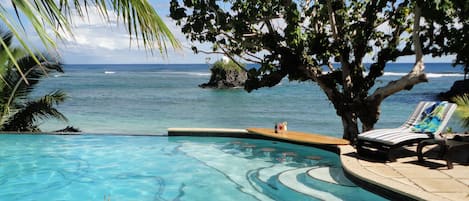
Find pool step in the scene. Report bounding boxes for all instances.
[306,167,356,187]
[277,168,342,201]
[258,165,296,184]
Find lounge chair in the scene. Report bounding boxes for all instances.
[356,101,458,161]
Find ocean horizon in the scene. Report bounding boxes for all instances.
[33,63,466,137]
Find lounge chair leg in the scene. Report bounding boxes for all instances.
[444,144,454,169]
[446,160,454,169]
[417,141,426,162]
[417,139,438,163]
[387,149,397,162]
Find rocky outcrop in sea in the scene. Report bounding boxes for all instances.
[199,66,247,89]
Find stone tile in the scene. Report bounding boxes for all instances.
[341,144,469,200]
[442,167,469,179]
[459,179,469,186]
[358,159,387,167]
[434,193,469,201]
[392,177,420,189]
[395,156,418,163]
[393,167,450,179]
[366,166,403,178]
[413,178,469,193]
[386,160,419,168]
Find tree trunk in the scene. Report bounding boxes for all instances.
[341,109,359,144]
[358,99,381,132]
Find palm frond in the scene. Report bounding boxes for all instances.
[2,90,68,132]
[452,94,469,129]
[0,8,50,82]
[4,0,180,54]
[0,39,63,120]
[2,55,63,104]
[110,0,182,53]
[0,1,181,84]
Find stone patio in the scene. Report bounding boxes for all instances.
[340,144,469,201]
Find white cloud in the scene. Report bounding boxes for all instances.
[57,7,141,51]
[49,3,211,64]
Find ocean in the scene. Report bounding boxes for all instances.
[32,63,466,137]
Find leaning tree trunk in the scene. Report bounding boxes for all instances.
[358,100,382,132]
[308,2,428,144]
[353,5,427,142]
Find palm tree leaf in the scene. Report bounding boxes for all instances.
[452,94,469,129]
[1,55,63,119]
[0,7,52,82]
[1,0,181,84]
[2,90,68,132]
[6,0,181,53]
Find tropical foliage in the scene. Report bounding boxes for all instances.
[453,94,469,129]
[0,29,67,132]
[212,59,245,73]
[0,0,181,79]
[170,0,469,143]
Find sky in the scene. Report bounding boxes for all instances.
[52,1,212,64]
[3,1,456,64]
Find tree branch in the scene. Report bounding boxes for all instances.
[326,0,339,39]
[367,5,427,103]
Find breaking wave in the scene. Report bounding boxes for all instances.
[384,72,464,78]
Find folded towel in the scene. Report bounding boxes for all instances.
[412,102,448,133]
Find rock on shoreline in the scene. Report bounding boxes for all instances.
[439,79,469,100]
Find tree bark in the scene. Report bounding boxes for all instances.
[359,99,381,132]
[341,109,359,144]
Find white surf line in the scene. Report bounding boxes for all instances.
[180,142,275,201]
[278,167,342,201]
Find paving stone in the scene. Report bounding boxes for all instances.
[386,160,419,168]
[459,179,469,186]
[434,193,469,201]
[413,178,469,193]
[366,166,403,178]
[395,156,418,163]
[392,177,420,189]
[393,167,450,179]
[343,146,469,200]
[358,159,387,167]
[442,167,469,179]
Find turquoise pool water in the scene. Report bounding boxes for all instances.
[0,134,386,201]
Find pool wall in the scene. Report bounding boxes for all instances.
[167,127,340,153]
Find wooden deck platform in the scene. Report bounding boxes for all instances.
[246,128,349,145]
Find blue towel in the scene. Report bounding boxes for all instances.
[412,102,448,133]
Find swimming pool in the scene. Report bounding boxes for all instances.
[0,134,386,200]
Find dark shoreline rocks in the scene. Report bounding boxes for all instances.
[439,79,469,101]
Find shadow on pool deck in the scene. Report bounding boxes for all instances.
[340,144,469,201]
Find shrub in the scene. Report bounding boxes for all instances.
[211,59,244,72]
